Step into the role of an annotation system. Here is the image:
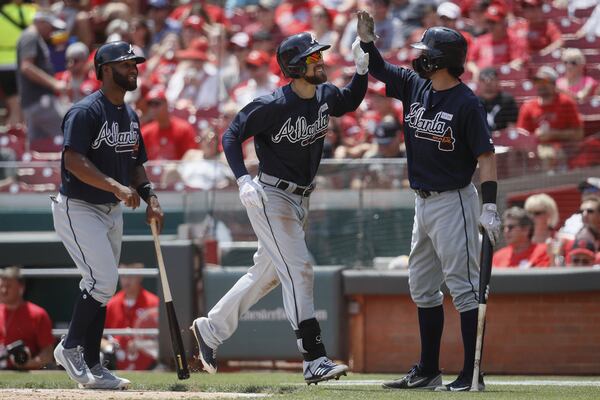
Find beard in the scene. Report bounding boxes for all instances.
[111,66,137,91]
[304,69,327,85]
[412,57,434,80]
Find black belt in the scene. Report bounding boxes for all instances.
[414,189,445,199]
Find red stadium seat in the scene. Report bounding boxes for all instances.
[29,136,63,152]
[569,133,600,169]
[573,7,595,19]
[0,134,26,160]
[541,4,569,20]
[492,128,538,151]
[557,17,583,34]
[497,65,529,81]
[564,36,600,49]
[578,97,600,136]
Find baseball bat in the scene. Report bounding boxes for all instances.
[470,233,493,392]
[151,219,190,380]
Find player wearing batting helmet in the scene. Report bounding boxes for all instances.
[51,41,163,389]
[356,11,501,391]
[190,32,369,385]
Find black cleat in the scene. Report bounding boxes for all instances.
[435,370,485,392]
[190,317,218,374]
[382,364,442,390]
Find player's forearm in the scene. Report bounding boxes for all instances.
[478,151,497,183]
[339,73,368,112]
[64,149,123,194]
[222,131,248,179]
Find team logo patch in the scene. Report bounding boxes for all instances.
[273,104,329,146]
[92,121,140,153]
[405,103,455,151]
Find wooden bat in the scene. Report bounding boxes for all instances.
[151,219,190,380]
[471,233,493,391]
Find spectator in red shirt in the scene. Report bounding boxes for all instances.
[493,207,551,268]
[556,48,599,103]
[142,87,198,160]
[512,0,563,56]
[0,266,54,370]
[467,4,525,78]
[517,66,584,169]
[105,263,159,371]
[230,50,280,109]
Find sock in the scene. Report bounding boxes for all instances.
[64,290,102,349]
[417,305,444,374]
[460,308,478,378]
[84,306,106,368]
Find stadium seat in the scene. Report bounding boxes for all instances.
[564,36,600,49]
[29,136,63,152]
[569,133,600,169]
[492,127,538,151]
[578,97,600,136]
[541,4,569,20]
[497,65,529,81]
[0,134,26,160]
[557,17,583,34]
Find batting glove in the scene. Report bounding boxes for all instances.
[352,38,369,75]
[479,203,501,246]
[237,175,268,209]
[356,10,378,43]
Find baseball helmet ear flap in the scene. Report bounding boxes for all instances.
[276,43,306,79]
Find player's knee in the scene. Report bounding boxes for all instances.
[411,290,443,309]
[451,291,479,313]
[94,274,119,304]
[295,318,327,361]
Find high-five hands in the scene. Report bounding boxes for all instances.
[357,10,378,43]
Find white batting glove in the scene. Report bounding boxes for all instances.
[356,10,378,43]
[237,175,268,209]
[479,203,501,246]
[352,38,369,75]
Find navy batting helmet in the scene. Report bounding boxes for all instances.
[410,27,467,77]
[276,32,330,79]
[94,41,146,80]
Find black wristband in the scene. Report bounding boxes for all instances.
[481,181,497,204]
[136,182,156,203]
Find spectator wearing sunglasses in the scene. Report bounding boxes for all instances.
[492,207,551,268]
[556,48,599,103]
[524,193,559,244]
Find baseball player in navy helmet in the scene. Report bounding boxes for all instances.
[356,11,501,391]
[51,41,164,389]
[190,32,369,384]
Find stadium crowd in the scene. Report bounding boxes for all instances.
[1,1,600,253]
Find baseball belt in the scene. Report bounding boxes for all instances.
[258,172,315,197]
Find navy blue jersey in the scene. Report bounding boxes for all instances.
[361,41,494,192]
[222,73,367,186]
[59,90,147,204]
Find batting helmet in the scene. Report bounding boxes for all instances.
[410,27,467,76]
[276,32,330,79]
[94,41,146,80]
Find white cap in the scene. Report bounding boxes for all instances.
[437,2,461,20]
[33,11,66,30]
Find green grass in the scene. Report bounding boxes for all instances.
[0,371,599,399]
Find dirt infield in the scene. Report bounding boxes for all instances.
[0,389,269,399]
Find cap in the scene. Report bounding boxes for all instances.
[533,65,558,82]
[368,81,386,96]
[578,177,600,194]
[246,50,270,67]
[374,118,401,144]
[33,11,66,30]
[175,38,208,61]
[485,4,507,22]
[66,42,89,60]
[184,15,204,31]
[230,32,250,48]
[148,0,170,9]
[437,2,461,20]
[146,86,166,102]
[568,239,596,260]
[0,266,22,280]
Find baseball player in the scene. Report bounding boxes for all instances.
[356,11,501,392]
[190,32,369,385]
[51,41,164,390]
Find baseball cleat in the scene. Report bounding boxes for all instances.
[190,317,218,374]
[54,339,95,385]
[78,364,130,390]
[435,371,485,392]
[303,356,348,385]
[382,364,442,390]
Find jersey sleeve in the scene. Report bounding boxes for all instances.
[61,107,98,154]
[360,40,419,101]
[463,98,495,157]
[35,308,55,350]
[327,73,368,117]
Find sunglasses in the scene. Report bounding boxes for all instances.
[580,208,597,214]
[306,51,323,65]
[571,256,593,265]
[529,210,546,216]
[148,100,164,106]
[503,224,519,231]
